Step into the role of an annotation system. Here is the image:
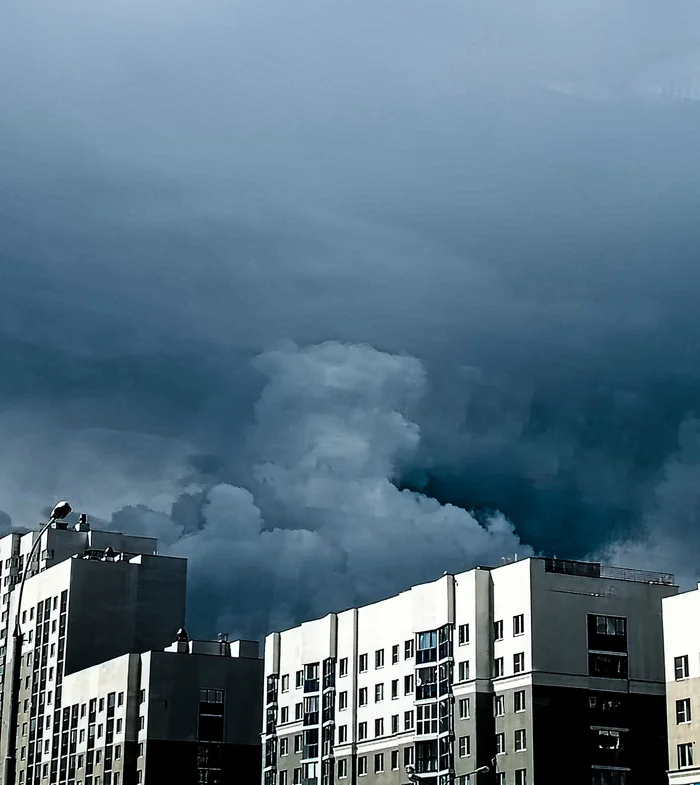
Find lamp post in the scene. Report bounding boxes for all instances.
[405,765,490,784]
[3,501,72,785]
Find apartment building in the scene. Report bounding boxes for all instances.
[0,514,263,785]
[262,557,677,785]
[662,585,700,785]
[26,629,263,785]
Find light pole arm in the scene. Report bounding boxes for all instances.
[12,517,56,635]
[3,505,68,785]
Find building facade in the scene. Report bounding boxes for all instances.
[0,515,262,785]
[262,557,677,785]
[23,631,264,785]
[662,585,700,785]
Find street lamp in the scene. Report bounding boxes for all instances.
[405,765,490,784]
[3,501,72,784]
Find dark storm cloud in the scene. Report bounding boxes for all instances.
[2,0,700,635]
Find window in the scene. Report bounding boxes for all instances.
[293,769,301,785]
[494,620,504,641]
[515,770,527,785]
[338,760,348,779]
[598,730,620,751]
[514,690,526,713]
[593,615,626,636]
[279,772,288,785]
[513,614,525,636]
[358,722,367,740]
[458,698,470,720]
[391,750,399,770]
[338,725,347,743]
[404,747,414,766]
[392,645,399,664]
[359,654,368,673]
[294,735,302,754]
[588,615,628,657]
[339,658,348,677]
[458,736,470,758]
[358,757,367,776]
[295,702,303,721]
[391,679,399,699]
[589,653,628,679]
[404,710,414,731]
[416,666,437,700]
[458,661,470,682]
[514,653,525,674]
[404,675,414,695]
[138,716,144,730]
[281,675,290,693]
[391,714,399,734]
[677,698,692,724]
[494,658,504,678]
[496,733,506,754]
[375,683,384,702]
[304,663,320,691]
[101,697,106,711]
[115,746,122,760]
[494,695,505,717]
[675,656,690,681]
[375,718,384,737]
[295,670,303,689]
[374,753,384,774]
[416,703,438,735]
[514,729,526,751]
[304,695,319,724]
[458,624,469,645]
[405,639,414,659]
[116,718,123,733]
[375,649,384,669]
[280,738,289,756]
[417,631,438,663]
[678,743,694,768]
[359,687,368,707]
[339,692,348,711]
[281,706,289,723]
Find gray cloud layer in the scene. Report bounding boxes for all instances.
[2,0,700,636]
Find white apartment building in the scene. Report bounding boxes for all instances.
[662,586,700,785]
[263,557,677,785]
[0,513,263,785]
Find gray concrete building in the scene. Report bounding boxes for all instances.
[263,557,677,785]
[0,514,263,785]
[662,586,700,785]
[34,631,263,785]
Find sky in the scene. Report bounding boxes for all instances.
[1,0,700,639]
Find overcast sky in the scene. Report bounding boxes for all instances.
[2,0,700,638]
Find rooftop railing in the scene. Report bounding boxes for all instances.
[544,558,674,585]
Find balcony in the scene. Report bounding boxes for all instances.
[304,679,320,693]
